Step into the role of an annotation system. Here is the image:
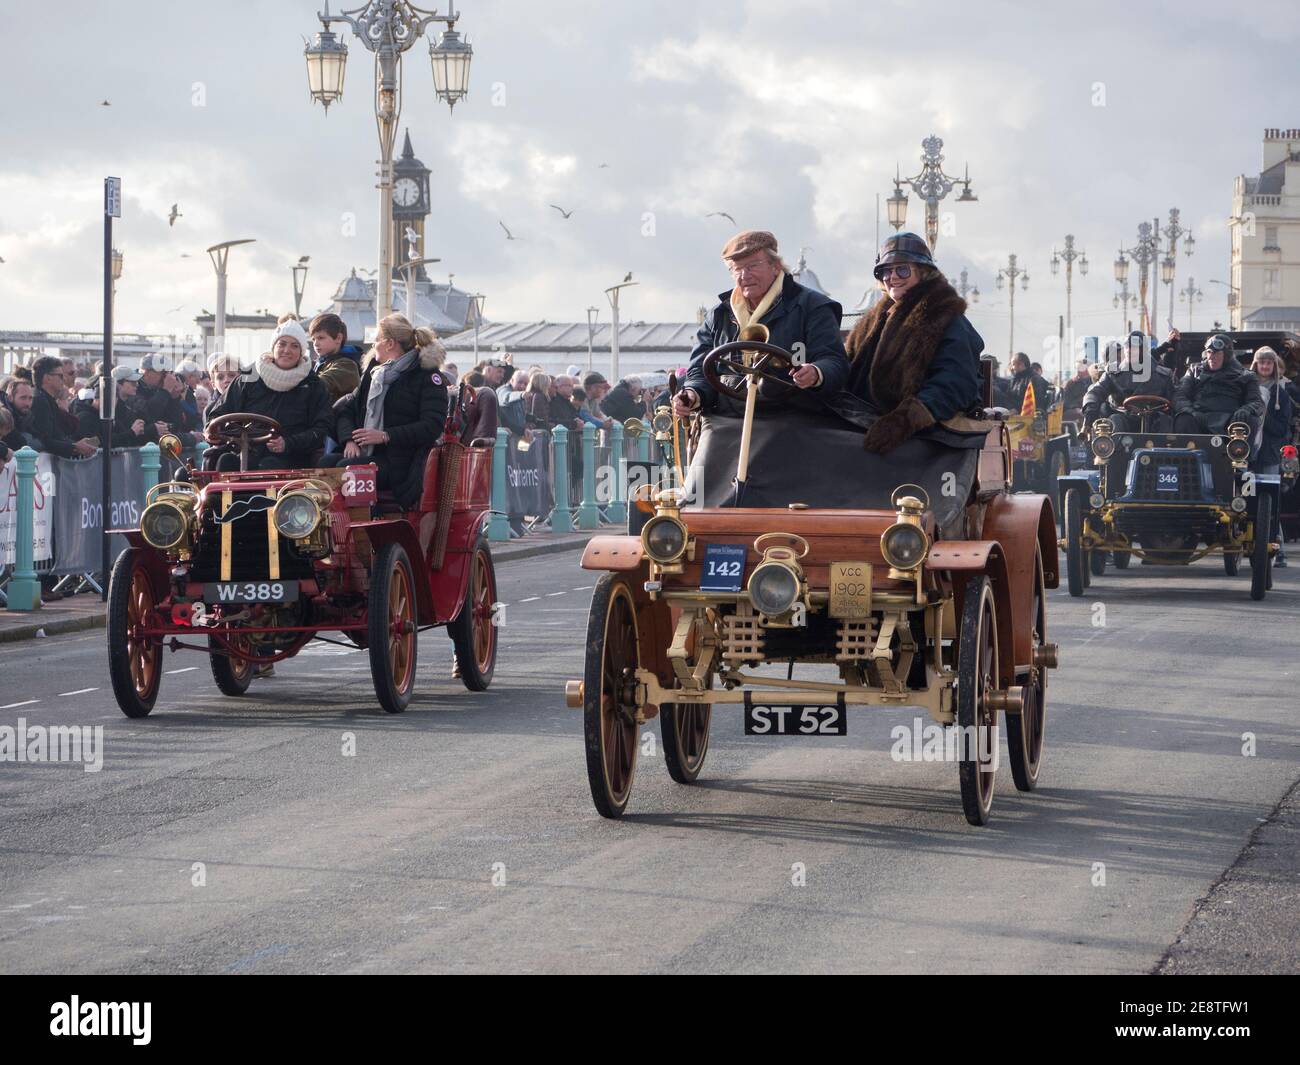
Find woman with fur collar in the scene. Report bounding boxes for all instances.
[323,313,449,508]
[845,232,984,453]
[204,317,333,469]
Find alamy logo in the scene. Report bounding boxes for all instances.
[50,996,151,1045]
[0,718,103,773]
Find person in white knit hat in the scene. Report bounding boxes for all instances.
[203,316,333,470]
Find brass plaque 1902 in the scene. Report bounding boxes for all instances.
[829,561,872,619]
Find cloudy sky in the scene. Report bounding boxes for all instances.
[2,0,1298,371]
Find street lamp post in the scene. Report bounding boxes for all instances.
[995,254,1028,358]
[1159,208,1194,327]
[399,255,439,325]
[1207,279,1238,327]
[206,239,256,350]
[292,257,311,318]
[1117,223,1158,334]
[1179,277,1204,329]
[585,305,599,372]
[304,0,474,322]
[111,248,123,316]
[951,268,980,304]
[888,134,977,250]
[1050,235,1088,373]
[470,292,486,359]
[604,281,636,381]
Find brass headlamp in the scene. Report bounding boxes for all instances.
[881,488,930,579]
[1091,418,1116,461]
[746,532,808,623]
[272,478,333,554]
[1225,422,1251,465]
[140,481,198,554]
[640,488,689,571]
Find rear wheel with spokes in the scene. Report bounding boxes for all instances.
[956,574,1000,825]
[449,536,498,691]
[1007,549,1047,792]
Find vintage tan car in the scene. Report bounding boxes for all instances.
[567,345,1060,825]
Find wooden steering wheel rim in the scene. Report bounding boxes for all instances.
[1119,394,1171,414]
[701,340,799,401]
[204,412,281,447]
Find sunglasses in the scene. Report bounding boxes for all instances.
[875,263,913,281]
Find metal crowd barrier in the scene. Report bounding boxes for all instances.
[1,443,160,612]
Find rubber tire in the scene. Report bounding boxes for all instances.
[1090,549,1108,577]
[1007,550,1047,792]
[1113,550,1132,570]
[957,574,999,826]
[1049,450,1069,531]
[1223,552,1240,577]
[1065,490,1087,597]
[661,672,712,785]
[107,548,162,719]
[368,542,418,713]
[210,635,253,696]
[1251,496,1272,601]
[448,535,498,691]
[582,574,641,819]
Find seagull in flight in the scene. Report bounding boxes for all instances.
[706,211,736,225]
[549,204,574,219]
[297,255,310,264]
[404,225,421,247]
[100,99,111,107]
[597,162,610,169]
[168,204,182,227]
[499,220,522,241]
[166,304,184,313]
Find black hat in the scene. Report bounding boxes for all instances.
[874,231,935,278]
[1204,333,1234,355]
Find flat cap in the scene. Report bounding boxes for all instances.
[721,230,779,261]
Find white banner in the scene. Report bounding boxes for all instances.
[0,452,55,565]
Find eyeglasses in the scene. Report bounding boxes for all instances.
[874,264,913,281]
[728,263,770,278]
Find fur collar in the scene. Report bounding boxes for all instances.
[845,275,966,411]
[418,340,445,371]
[255,352,311,392]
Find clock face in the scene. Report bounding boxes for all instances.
[393,177,421,208]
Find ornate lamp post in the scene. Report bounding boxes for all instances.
[994,254,1028,358]
[111,248,123,315]
[1117,223,1158,334]
[1050,234,1087,346]
[292,256,310,318]
[1113,247,1133,333]
[1159,208,1194,323]
[951,268,979,303]
[1207,278,1239,328]
[888,134,977,250]
[1179,277,1204,329]
[303,1,474,322]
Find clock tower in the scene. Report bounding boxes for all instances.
[391,129,432,283]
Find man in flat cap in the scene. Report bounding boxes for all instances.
[675,230,848,416]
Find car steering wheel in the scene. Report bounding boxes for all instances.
[701,340,799,402]
[1119,395,1171,416]
[205,413,281,471]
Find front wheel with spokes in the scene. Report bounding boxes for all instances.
[582,575,642,818]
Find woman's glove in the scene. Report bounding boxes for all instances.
[862,396,935,453]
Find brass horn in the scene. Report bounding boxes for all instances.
[738,323,770,346]
[623,417,648,437]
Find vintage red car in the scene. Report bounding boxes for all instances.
[106,413,497,717]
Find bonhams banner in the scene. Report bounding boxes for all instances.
[0,452,54,565]
[51,451,147,575]
[504,430,554,517]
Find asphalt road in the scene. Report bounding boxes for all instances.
[1,548,1297,974]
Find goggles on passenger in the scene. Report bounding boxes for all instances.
[874,263,914,281]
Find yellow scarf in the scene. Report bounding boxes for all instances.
[730,271,786,332]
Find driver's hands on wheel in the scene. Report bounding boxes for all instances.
[342,440,362,459]
[672,389,700,417]
[265,435,286,454]
[791,363,822,389]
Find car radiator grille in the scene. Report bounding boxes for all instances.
[190,491,314,583]
[1125,452,1205,502]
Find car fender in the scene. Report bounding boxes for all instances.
[940,541,1016,688]
[980,492,1058,671]
[580,536,646,571]
[353,518,435,621]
